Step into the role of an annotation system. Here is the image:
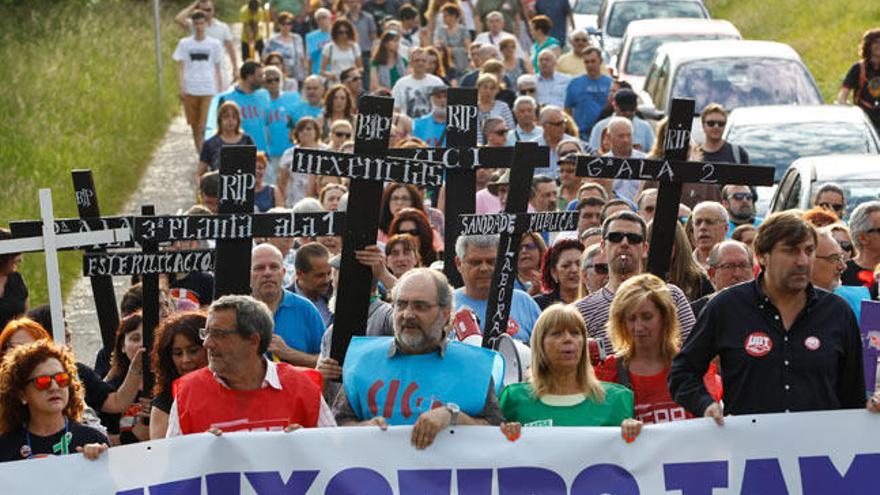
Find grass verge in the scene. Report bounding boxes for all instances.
[0,0,181,306]
[706,0,880,101]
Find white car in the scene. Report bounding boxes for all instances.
[596,0,709,57]
[614,18,741,91]
[570,0,602,33]
[723,105,880,214]
[769,155,880,219]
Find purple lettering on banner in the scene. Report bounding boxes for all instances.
[325,468,393,495]
[570,464,640,495]
[398,470,452,495]
[207,472,241,495]
[246,471,320,495]
[457,469,493,495]
[148,477,202,495]
[799,453,879,494]
[739,459,789,495]
[498,467,566,495]
[663,461,728,495]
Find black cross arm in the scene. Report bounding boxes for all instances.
[575,155,775,186]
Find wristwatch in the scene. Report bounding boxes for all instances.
[445,402,461,426]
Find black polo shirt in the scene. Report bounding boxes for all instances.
[669,275,866,416]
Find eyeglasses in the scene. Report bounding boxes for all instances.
[714,262,751,271]
[838,240,853,253]
[587,263,608,274]
[199,327,238,341]
[818,202,844,212]
[693,217,723,227]
[520,88,536,94]
[704,120,726,128]
[29,372,71,391]
[604,232,644,244]
[394,298,441,312]
[493,129,509,135]
[730,192,755,201]
[335,131,352,138]
[815,253,846,265]
[265,78,280,83]
[397,228,420,236]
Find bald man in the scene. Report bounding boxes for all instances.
[251,243,326,366]
[603,116,646,206]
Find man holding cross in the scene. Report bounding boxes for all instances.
[250,244,326,367]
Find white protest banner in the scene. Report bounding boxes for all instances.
[0,410,877,494]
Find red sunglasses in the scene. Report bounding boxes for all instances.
[29,372,71,390]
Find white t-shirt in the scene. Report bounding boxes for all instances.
[189,19,234,88]
[391,74,444,119]
[321,42,359,80]
[173,35,224,95]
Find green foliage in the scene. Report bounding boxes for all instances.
[0,0,182,305]
[706,0,880,101]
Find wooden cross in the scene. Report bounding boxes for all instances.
[386,88,517,287]
[575,98,775,278]
[0,189,130,343]
[290,95,449,363]
[453,142,550,346]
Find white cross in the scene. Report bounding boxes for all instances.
[0,189,130,343]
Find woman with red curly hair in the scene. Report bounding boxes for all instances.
[0,340,108,461]
[533,239,584,310]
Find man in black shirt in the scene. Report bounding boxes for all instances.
[698,103,749,164]
[841,200,880,300]
[670,211,874,424]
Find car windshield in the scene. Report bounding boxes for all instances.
[573,0,602,15]
[672,58,821,115]
[624,33,739,75]
[606,2,706,37]
[726,122,878,181]
[819,182,880,219]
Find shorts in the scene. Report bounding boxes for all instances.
[182,94,213,128]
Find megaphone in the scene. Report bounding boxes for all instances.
[493,333,532,385]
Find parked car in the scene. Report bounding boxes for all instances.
[596,0,709,57]
[724,105,880,215]
[638,40,823,142]
[571,0,602,34]
[614,18,740,91]
[768,155,880,219]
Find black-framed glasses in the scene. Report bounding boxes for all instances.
[604,232,644,244]
[819,202,844,212]
[730,192,755,201]
[199,327,238,341]
[393,298,441,312]
[704,120,726,128]
[587,263,608,274]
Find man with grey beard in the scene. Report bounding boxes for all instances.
[333,268,503,449]
[413,85,448,147]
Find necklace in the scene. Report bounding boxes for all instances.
[22,418,70,459]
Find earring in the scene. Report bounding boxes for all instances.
[21,400,27,405]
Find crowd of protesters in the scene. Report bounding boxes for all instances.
[1,0,880,464]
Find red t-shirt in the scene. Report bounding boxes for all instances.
[596,355,722,424]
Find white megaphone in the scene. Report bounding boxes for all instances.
[493,333,531,385]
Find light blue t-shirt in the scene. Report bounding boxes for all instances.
[413,113,446,147]
[453,287,541,343]
[273,290,326,356]
[206,86,271,152]
[267,92,300,158]
[589,115,655,152]
[726,217,763,238]
[289,97,323,125]
[306,29,331,76]
[564,74,612,141]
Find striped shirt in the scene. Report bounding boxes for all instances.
[574,284,696,355]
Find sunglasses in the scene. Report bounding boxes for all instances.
[493,129,509,135]
[587,263,608,274]
[29,372,71,391]
[265,77,280,83]
[704,120,726,128]
[335,131,352,138]
[838,240,853,253]
[730,192,755,201]
[520,88,536,94]
[818,202,844,212]
[604,232,644,244]
[398,228,420,236]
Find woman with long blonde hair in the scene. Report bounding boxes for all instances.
[596,274,721,424]
[499,304,641,441]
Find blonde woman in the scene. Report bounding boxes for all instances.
[596,274,721,424]
[499,304,642,442]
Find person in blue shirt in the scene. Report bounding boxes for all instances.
[413,85,448,147]
[564,47,611,141]
[306,8,332,77]
[205,61,271,152]
[263,66,300,186]
[289,75,326,124]
[453,235,542,343]
[250,244,326,367]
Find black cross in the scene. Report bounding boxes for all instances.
[575,98,775,278]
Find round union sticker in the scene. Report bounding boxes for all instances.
[745,332,773,357]
[804,336,821,351]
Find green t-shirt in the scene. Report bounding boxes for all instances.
[499,381,633,427]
